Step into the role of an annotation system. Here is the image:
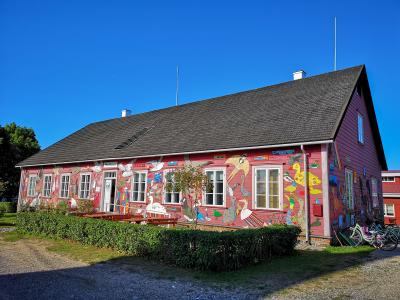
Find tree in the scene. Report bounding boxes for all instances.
[0,123,40,199]
[166,165,211,228]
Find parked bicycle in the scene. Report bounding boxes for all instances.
[349,223,398,251]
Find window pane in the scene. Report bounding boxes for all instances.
[216,194,223,205]
[166,173,172,182]
[257,169,266,181]
[269,169,278,182]
[269,180,278,196]
[140,182,146,193]
[206,182,213,193]
[173,193,180,203]
[165,193,171,203]
[257,195,266,208]
[216,182,223,194]
[134,173,139,182]
[206,193,213,205]
[269,195,279,209]
[207,171,214,181]
[132,191,138,201]
[257,183,266,195]
[140,173,146,182]
[139,192,145,202]
[387,205,394,215]
[216,171,223,181]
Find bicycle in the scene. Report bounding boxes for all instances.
[369,223,400,243]
[349,223,398,251]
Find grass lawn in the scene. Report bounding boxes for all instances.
[0,213,17,227]
[0,229,375,290]
[0,231,125,264]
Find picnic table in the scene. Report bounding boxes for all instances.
[82,213,132,221]
[122,215,178,227]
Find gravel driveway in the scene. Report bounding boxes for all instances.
[0,236,399,300]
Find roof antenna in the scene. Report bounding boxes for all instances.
[334,17,337,71]
[175,65,179,106]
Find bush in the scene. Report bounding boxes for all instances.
[16,212,300,271]
[0,202,17,213]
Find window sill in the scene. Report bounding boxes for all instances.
[129,200,146,204]
[254,207,284,212]
[201,204,226,208]
[163,202,182,206]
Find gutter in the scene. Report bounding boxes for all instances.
[17,139,333,168]
[301,144,310,244]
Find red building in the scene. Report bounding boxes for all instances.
[17,65,387,244]
[382,171,400,225]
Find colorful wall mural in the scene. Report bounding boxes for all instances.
[19,145,325,236]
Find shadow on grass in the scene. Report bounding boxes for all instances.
[0,231,398,299]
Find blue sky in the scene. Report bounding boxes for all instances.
[0,0,399,168]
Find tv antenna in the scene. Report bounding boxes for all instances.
[334,17,337,71]
[175,65,179,106]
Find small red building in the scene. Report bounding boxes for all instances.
[16,65,387,244]
[382,171,400,225]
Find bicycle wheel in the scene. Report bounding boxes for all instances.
[381,235,398,251]
[350,229,363,246]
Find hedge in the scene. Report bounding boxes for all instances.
[0,202,17,213]
[16,212,300,271]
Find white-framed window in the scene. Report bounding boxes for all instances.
[132,171,147,202]
[28,175,37,197]
[253,165,282,210]
[59,174,70,198]
[164,171,181,204]
[382,176,395,182]
[345,169,354,209]
[79,173,91,199]
[42,174,52,197]
[357,113,364,144]
[204,168,225,206]
[384,204,395,217]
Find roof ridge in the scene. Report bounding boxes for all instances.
[89,65,365,127]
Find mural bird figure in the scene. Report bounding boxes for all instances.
[226,155,249,182]
[118,162,134,177]
[240,174,250,197]
[291,162,322,195]
[91,162,102,173]
[147,157,164,172]
[183,154,211,168]
[223,183,239,225]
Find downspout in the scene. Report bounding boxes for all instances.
[301,145,310,244]
[17,167,23,212]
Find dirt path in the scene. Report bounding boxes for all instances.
[0,237,248,300]
[268,249,400,299]
[0,236,399,300]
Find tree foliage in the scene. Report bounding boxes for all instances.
[0,122,40,199]
[166,165,211,228]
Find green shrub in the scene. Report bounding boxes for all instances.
[0,202,17,213]
[16,212,300,271]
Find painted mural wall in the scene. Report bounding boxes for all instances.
[19,145,325,236]
[329,87,384,231]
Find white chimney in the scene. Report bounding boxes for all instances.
[121,109,131,118]
[293,70,306,80]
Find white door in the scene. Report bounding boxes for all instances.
[103,179,113,212]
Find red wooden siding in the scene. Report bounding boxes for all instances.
[19,146,325,236]
[329,87,384,230]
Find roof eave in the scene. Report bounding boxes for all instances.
[16,139,333,168]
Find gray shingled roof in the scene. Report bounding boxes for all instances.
[19,65,380,167]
